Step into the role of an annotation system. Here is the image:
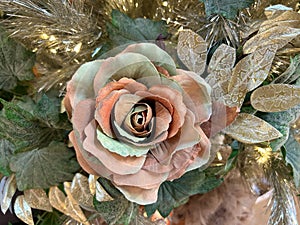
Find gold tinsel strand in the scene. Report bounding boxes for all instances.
[238,144,299,224]
[267,158,299,225]
[1,0,299,93]
[0,0,103,92]
[242,0,300,76]
[238,145,272,196]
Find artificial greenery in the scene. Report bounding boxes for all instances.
[0,94,79,190]
[0,139,14,176]
[0,1,299,224]
[0,29,35,92]
[199,0,254,19]
[10,141,79,191]
[107,10,168,46]
[285,133,300,187]
[94,178,138,225]
[0,95,69,153]
[145,167,223,217]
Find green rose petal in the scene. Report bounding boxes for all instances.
[71,60,104,107]
[96,128,150,157]
[122,43,177,75]
[93,52,160,91]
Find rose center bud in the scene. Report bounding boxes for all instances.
[127,104,153,137]
[131,111,146,130]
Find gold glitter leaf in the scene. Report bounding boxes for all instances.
[24,189,52,212]
[49,186,68,215]
[208,44,236,73]
[0,0,103,91]
[71,173,94,209]
[177,29,207,75]
[223,46,276,107]
[49,184,90,224]
[260,10,300,32]
[224,113,282,144]
[229,45,277,93]
[206,44,236,102]
[14,195,34,225]
[88,175,113,202]
[243,26,300,54]
[64,182,90,225]
[251,84,300,112]
[0,174,17,214]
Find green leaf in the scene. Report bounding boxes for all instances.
[201,0,254,19]
[10,141,80,191]
[97,177,123,198]
[0,96,69,153]
[33,94,71,130]
[258,105,300,151]
[107,10,168,46]
[145,167,223,217]
[94,195,137,225]
[285,133,300,187]
[0,139,14,176]
[0,29,35,91]
[33,94,61,126]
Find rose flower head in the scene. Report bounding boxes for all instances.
[64,43,212,204]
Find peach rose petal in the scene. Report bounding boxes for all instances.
[173,70,212,124]
[155,65,170,77]
[174,110,201,151]
[114,185,159,205]
[63,94,72,117]
[95,89,129,137]
[67,60,103,109]
[121,43,177,75]
[69,131,97,175]
[142,154,173,174]
[93,52,159,93]
[118,78,148,93]
[201,102,239,138]
[186,128,211,172]
[72,99,95,140]
[70,131,112,178]
[150,133,181,165]
[135,91,174,115]
[96,78,147,106]
[113,94,144,126]
[112,169,168,189]
[83,120,147,175]
[149,85,187,138]
[96,82,127,105]
[152,101,172,139]
[167,146,199,181]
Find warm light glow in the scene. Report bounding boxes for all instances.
[73,42,82,53]
[49,35,56,41]
[162,1,168,7]
[40,33,49,40]
[50,48,57,54]
[217,152,223,161]
[255,146,272,165]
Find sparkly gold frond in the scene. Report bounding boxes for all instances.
[0,0,104,92]
[238,145,299,225]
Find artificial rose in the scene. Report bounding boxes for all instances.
[64,43,212,204]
